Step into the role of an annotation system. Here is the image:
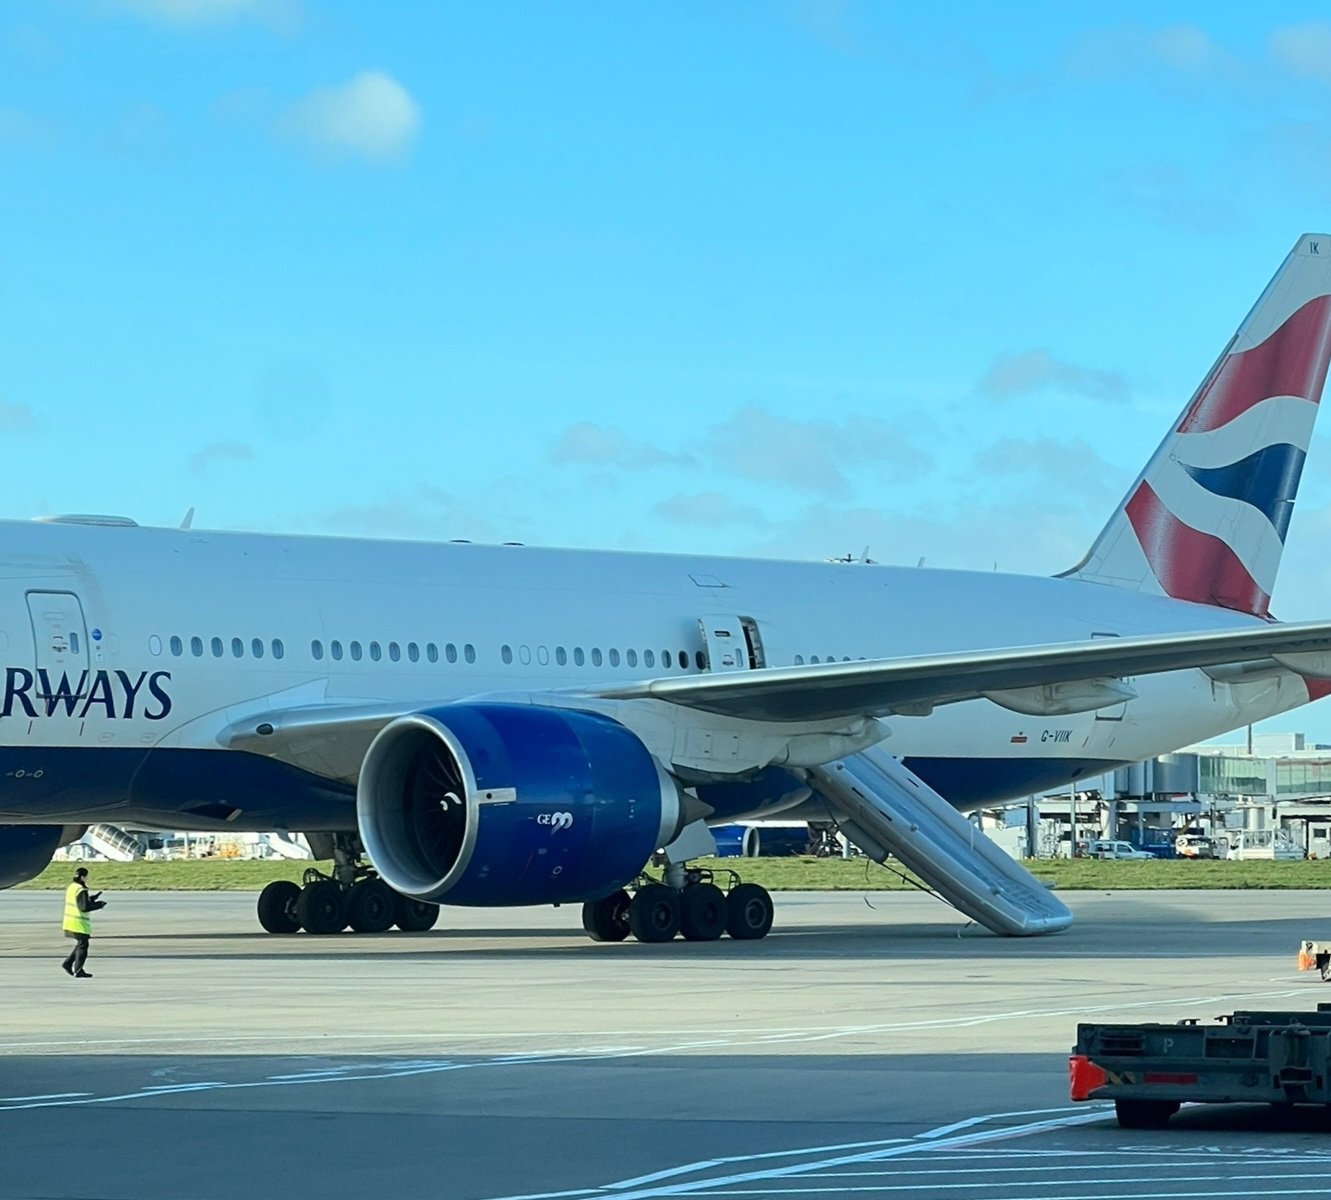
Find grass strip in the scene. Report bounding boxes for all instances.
[13,856,1331,892]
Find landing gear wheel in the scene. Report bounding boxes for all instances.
[726,883,774,940]
[256,880,301,934]
[679,883,727,941]
[582,890,632,942]
[628,883,681,943]
[1114,1099,1178,1129]
[346,879,396,933]
[393,893,440,932]
[297,879,348,935]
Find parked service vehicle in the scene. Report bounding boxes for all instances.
[1174,833,1215,859]
[1086,839,1154,861]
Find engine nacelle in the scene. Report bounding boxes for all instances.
[357,703,683,906]
[0,825,66,889]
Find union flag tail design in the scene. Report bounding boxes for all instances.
[1064,234,1331,617]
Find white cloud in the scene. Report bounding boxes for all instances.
[1065,23,1239,84]
[653,492,769,528]
[280,71,420,164]
[109,0,301,33]
[0,400,37,432]
[0,109,58,151]
[1270,22,1331,86]
[550,422,694,469]
[189,440,253,473]
[978,350,1130,404]
[697,405,932,498]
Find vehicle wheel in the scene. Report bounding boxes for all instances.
[679,883,727,941]
[628,883,681,943]
[726,883,774,940]
[393,892,440,932]
[346,878,396,933]
[256,880,301,934]
[297,879,347,935]
[1114,1099,1178,1129]
[582,890,632,942]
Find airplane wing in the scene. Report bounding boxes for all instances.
[590,619,1331,722]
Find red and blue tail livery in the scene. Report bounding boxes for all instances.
[1067,234,1331,617]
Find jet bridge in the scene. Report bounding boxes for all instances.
[805,746,1073,936]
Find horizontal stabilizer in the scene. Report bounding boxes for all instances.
[806,747,1072,936]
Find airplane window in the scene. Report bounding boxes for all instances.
[695,650,706,670]
[272,639,284,659]
[591,648,602,667]
[252,638,264,659]
[464,644,475,663]
[211,637,224,658]
[626,649,637,667]
[369,642,382,662]
[191,636,203,657]
[573,647,584,666]
[794,654,804,665]
[426,643,439,663]
[677,651,687,669]
[519,645,532,666]
[537,646,549,666]
[445,643,457,664]
[70,632,80,655]
[643,650,654,668]
[350,641,363,662]
[407,642,419,662]
[555,646,567,666]
[331,640,343,661]
[311,640,324,661]
[388,642,401,662]
[169,636,183,657]
[810,655,820,664]
[661,649,670,667]
[149,635,162,656]
[231,637,244,658]
[501,645,513,665]
[608,649,620,667]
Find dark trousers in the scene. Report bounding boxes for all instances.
[62,933,89,973]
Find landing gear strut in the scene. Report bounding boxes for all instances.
[579,866,774,946]
[255,833,440,935]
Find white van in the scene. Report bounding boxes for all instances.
[1087,839,1154,861]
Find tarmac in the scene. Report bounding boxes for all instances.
[4,886,1331,1199]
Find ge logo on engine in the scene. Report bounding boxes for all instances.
[537,811,574,831]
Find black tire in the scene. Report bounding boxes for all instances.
[346,879,396,934]
[1114,1099,1178,1129]
[582,890,632,942]
[297,879,347,935]
[393,892,440,933]
[679,883,727,941]
[628,883,681,943]
[726,882,774,940]
[256,880,301,934]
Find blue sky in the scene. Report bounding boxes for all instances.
[6,1,1331,741]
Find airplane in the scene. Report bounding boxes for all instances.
[4,233,1331,945]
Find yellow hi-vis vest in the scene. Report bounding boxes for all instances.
[63,883,91,935]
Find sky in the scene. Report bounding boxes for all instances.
[6,1,1331,741]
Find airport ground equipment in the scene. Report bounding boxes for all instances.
[1070,1004,1331,1127]
[806,745,1072,935]
[1298,941,1331,980]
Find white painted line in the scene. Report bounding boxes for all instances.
[0,1092,92,1102]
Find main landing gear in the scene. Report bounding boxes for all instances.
[255,834,439,935]
[580,866,775,945]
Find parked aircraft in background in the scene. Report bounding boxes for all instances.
[3,235,1331,944]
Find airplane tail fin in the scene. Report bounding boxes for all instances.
[1063,234,1331,617]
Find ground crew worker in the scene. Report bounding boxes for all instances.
[61,866,106,979]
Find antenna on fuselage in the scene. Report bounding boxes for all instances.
[180,507,195,530]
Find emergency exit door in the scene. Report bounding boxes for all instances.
[698,615,765,673]
[27,591,90,695]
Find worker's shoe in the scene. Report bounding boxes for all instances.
[74,971,92,978]
[60,962,73,976]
